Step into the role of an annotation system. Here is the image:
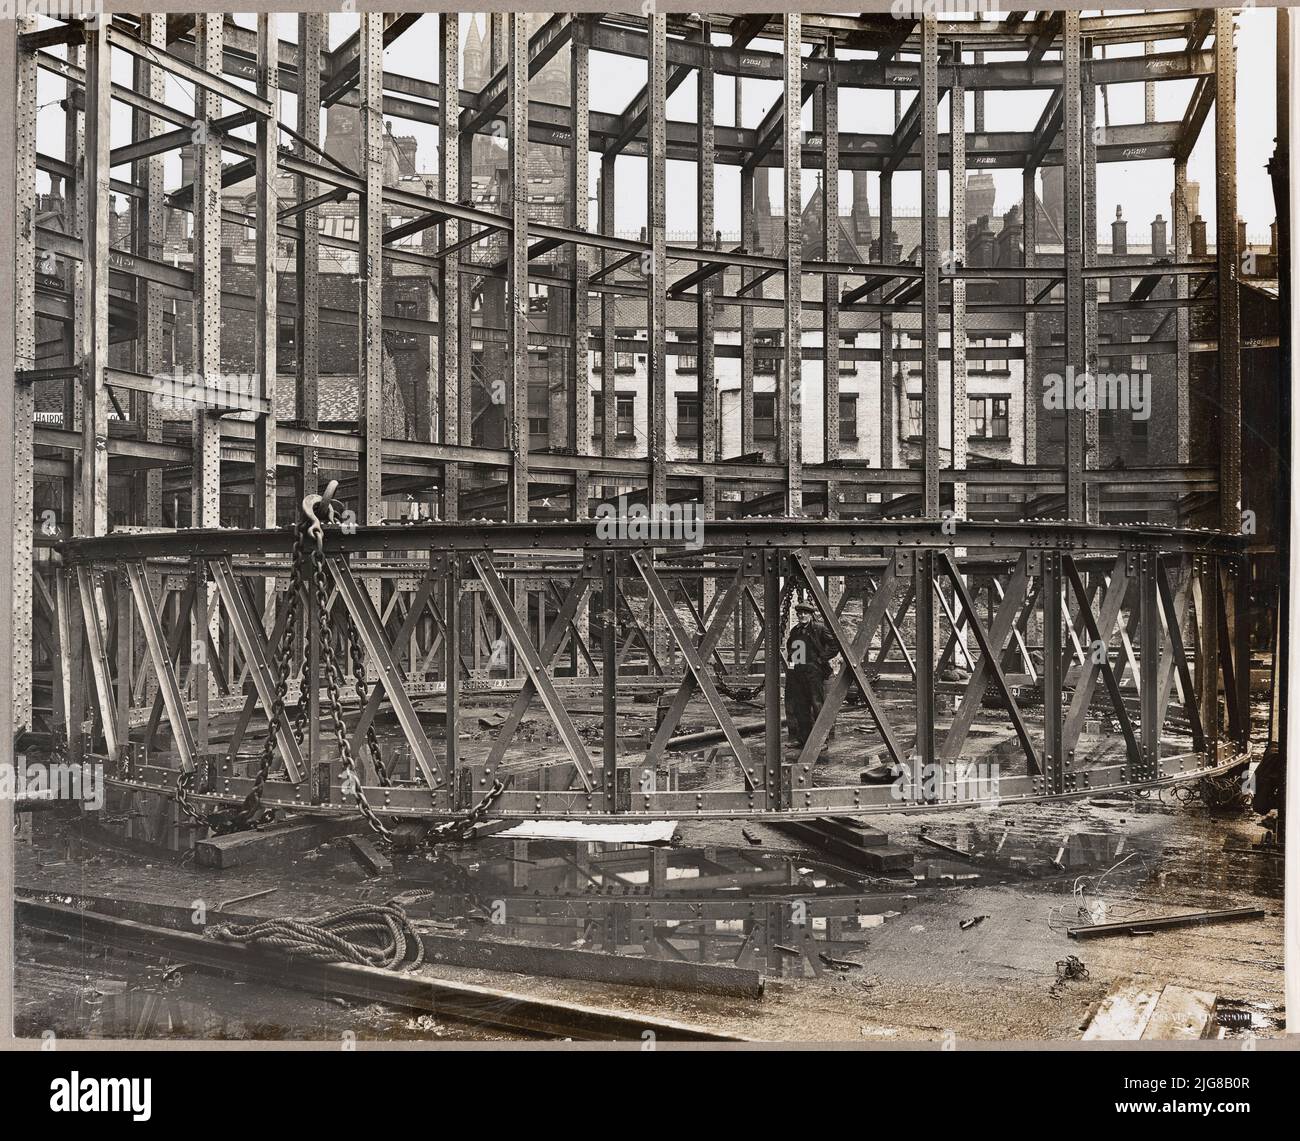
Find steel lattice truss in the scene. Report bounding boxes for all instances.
[8,11,1264,826]
[58,519,1249,822]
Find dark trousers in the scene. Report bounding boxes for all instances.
[785,665,826,746]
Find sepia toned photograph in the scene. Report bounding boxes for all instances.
[0,3,1295,1073]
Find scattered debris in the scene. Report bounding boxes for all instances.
[1049,954,1090,999]
[741,827,762,846]
[346,836,394,878]
[216,888,278,912]
[959,915,989,931]
[1068,906,1266,940]
[1081,982,1218,1040]
[817,952,862,971]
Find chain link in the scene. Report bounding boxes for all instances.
[172,485,503,846]
[713,567,800,702]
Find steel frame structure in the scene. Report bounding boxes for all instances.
[8,11,1265,826]
[60,517,1248,822]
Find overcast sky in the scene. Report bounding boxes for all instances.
[37,9,1281,246]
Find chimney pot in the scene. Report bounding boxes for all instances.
[1151,214,1167,258]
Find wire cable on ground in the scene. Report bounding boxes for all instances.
[206,899,425,971]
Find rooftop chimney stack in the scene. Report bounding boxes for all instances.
[1191,215,1207,257]
[1112,205,1128,256]
[1151,213,1167,258]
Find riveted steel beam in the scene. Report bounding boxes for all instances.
[359,13,384,524]
[783,12,803,516]
[921,17,941,517]
[507,15,530,523]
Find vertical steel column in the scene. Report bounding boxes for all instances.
[137,15,164,529]
[296,15,322,502]
[13,19,37,732]
[1063,12,1085,520]
[1173,158,1191,469]
[254,15,279,530]
[439,14,460,520]
[444,555,460,787]
[950,41,968,522]
[914,552,936,772]
[647,14,668,510]
[782,13,803,516]
[192,15,224,758]
[1139,553,1160,780]
[507,15,530,522]
[921,17,941,517]
[82,17,111,538]
[1082,44,1099,522]
[1200,556,1221,755]
[821,31,840,597]
[1,0,16,869]
[740,147,755,457]
[571,17,591,518]
[879,171,894,484]
[1023,168,1038,467]
[601,551,618,809]
[359,14,384,524]
[64,43,85,537]
[763,550,783,802]
[1042,554,1064,793]
[698,20,717,516]
[1144,41,1156,122]
[599,154,616,461]
[1216,9,1241,534]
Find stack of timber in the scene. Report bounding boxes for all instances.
[770,817,913,873]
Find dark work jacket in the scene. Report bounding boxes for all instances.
[786,621,839,677]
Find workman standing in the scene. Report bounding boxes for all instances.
[785,601,840,750]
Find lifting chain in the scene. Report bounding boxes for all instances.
[713,561,804,702]
[175,482,507,847]
[176,507,313,836]
[302,489,394,843]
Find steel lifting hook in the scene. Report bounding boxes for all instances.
[301,479,341,553]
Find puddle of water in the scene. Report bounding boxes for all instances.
[393,839,910,977]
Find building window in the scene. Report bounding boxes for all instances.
[991,396,1009,439]
[616,394,635,439]
[1131,335,1148,373]
[277,319,297,368]
[976,337,1008,373]
[391,299,418,349]
[754,333,779,375]
[528,381,549,437]
[839,393,859,442]
[592,394,604,438]
[677,396,700,441]
[676,345,698,374]
[839,334,857,375]
[968,396,987,439]
[753,393,777,440]
[907,396,924,440]
[615,349,636,373]
[342,216,356,238]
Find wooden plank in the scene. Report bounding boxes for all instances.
[194,818,359,868]
[346,835,394,877]
[1082,981,1162,1040]
[1142,985,1217,1040]
[16,899,745,1040]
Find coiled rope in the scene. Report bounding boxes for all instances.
[206,899,425,971]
